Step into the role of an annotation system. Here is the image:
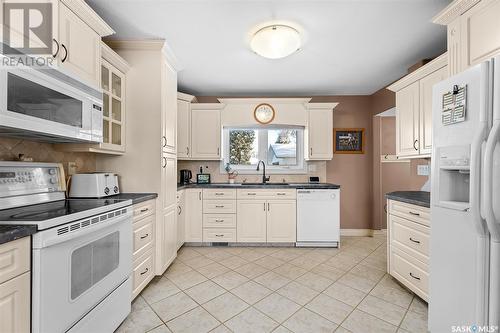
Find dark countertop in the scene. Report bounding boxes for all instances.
[177,183,341,190]
[385,191,430,208]
[0,225,36,245]
[109,193,158,205]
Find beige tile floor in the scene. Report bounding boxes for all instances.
[117,236,428,333]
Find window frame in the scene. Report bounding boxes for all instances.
[221,126,307,174]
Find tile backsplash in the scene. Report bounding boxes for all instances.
[0,138,96,174]
[177,160,327,183]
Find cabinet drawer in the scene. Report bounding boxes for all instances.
[133,200,155,221]
[390,246,428,301]
[389,200,430,226]
[0,237,30,285]
[203,214,236,228]
[203,189,236,200]
[133,249,154,299]
[133,216,154,261]
[390,215,429,263]
[237,189,296,200]
[203,228,236,242]
[203,200,236,214]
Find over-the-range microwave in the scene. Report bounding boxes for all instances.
[0,66,103,142]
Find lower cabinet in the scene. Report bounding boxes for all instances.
[159,207,177,273]
[267,200,297,242]
[177,190,185,249]
[0,237,30,333]
[237,200,268,242]
[181,187,298,244]
[387,199,430,301]
[132,200,156,299]
[184,189,203,242]
[237,196,297,243]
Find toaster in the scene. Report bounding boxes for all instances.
[69,173,120,198]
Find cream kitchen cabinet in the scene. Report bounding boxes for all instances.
[305,103,337,160]
[56,42,130,155]
[158,153,177,273]
[177,93,197,158]
[237,189,297,243]
[395,82,420,158]
[58,2,101,86]
[132,200,156,299]
[184,189,203,242]
[162,60,178,154]
[177,102,223,160]
[387,199,430,301]
[434,0,500,75]
[419,65,448,155]
[190,105,222,160]
[388,53,447,158]
[177,190,185,249]
[0,237,31,333]
[237,200,268,242]
[96,41,179,275]
[267,200,297,243]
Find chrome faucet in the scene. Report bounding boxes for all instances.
[256,160,270,184]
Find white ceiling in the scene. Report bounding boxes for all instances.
[86,0,451,96]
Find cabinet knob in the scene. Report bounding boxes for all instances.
[413,140,419,151]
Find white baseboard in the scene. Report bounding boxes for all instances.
[340,229,387,237]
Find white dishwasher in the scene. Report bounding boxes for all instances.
[297,189,340,247]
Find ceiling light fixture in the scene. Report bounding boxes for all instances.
[250,24,301,59]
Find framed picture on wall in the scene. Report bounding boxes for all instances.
[334,128,365,154]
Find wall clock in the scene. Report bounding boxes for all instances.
[254,103,275,124]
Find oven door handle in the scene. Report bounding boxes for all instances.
[33,209,133,249]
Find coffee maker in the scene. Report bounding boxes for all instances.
[179,169,192,184]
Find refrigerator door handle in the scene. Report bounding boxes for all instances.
[484,120,500,240]
[484,120,500,328]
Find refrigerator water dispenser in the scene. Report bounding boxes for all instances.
[437,145,471,211]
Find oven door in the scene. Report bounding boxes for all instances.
[0,67,102,142]
[32,209,132,333]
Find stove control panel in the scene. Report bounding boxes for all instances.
[0,162,65,198]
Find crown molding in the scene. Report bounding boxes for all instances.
[101,42,130,73]
[61,0,114,36]
[178,92,197,102]
[217,98,312,104]
[306,102,339,110]
[104,39,183,71]
[190,103,226,110]
[432,0,481,25]
[387,52,448,92]
[105,39,166,51]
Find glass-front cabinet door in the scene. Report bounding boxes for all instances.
[101,59,125,152]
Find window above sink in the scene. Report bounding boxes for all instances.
[222,126,306,174]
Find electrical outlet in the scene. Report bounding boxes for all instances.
[68,162,77,175]
[417,164,430,176]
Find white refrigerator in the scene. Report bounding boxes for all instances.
[429,56,500,332]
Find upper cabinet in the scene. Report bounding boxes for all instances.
[52,1,115,87]
[58,2,101,86]
[162,60,178,154]
[177,93,197,158]
[305,103,338,160]
[177,101,223,160]
[55,42,130,154]
[388,54,448,158]
[433,0,500,75]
